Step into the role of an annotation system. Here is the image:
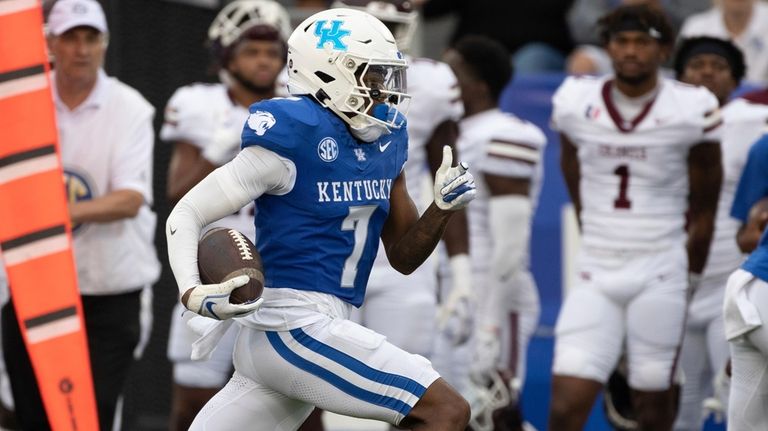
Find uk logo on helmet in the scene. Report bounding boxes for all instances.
[314,20,351,51]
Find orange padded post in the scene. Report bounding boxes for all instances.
[0,2,99,430]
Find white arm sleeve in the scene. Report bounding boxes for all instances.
[166,146,296,295]
[491,195,532,280]
[478,194,532,326]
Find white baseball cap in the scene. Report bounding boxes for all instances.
[47,0,108,36]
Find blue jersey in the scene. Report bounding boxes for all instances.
[731,133,768,282]
[241,96,408,306]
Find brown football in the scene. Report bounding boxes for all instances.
[197,228,264,304]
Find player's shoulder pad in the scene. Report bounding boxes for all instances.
[722,97,768,124]
[667,79,718,109]
[240,96,320,153]
[164,83,225,123]
[166,82,223,108]
[551,76,603,129]
[553,75,601,108]
[727,98,768,128]
[496,112,547,147]
[667,80,721,128]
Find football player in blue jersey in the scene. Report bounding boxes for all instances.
[724,134,768,431]
[166,7,476,431]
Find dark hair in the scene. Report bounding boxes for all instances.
[210,25,287,67]
[674,36,746,84]
[452,35,512,102]
[598,4,675,47]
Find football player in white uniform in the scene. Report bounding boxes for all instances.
[672,36,764,431]
[444,35,546,431]
[549,5,722,430]
[331,0,471,381]
[159,1,291,429]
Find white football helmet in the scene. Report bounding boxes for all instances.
[286,8,410,141]
[330,0,417,52]
[464,371,517,431]
[208,0,292,50]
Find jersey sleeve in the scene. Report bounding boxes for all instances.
[109,86,156,203]
[482,122,546,178]
[160,85,216,148]
[240,98,300,159]
[700,89,723,142]
[731,135,768,222]
[550,76,579,135]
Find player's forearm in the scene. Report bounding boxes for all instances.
[167,160,216,204]
[69,189,144,224]
[687,194,719,273]
[560,136,582,226]
[736,223,762,253]
[687,215,716,274]
[687,141,722,273]
[166,144,217,203]
[442,209,469,256]
[167,166,253,294]
[562,172,582,227]
[387,203,454,274]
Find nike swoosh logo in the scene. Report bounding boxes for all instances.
[379,141,392,152]
[204,301,221,320]
[170,226,177,235]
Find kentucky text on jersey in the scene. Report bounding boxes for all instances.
[316,179,393,203]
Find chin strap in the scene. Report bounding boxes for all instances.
[350,120,390,142]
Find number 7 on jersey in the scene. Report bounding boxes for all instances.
[340,205,377,287]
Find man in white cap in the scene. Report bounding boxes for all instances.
[1,0,160,430]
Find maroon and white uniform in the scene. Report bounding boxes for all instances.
[463,109,545,390]
[551,75,721,390]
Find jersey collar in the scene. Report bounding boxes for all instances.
[601,78,659,133]
[52,69,108,113]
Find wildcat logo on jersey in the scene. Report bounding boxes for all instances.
[247,111,276,136]
[314,20,351,51]
[318,137,339,162]
[64,169,93,232]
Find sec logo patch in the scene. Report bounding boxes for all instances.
[317,137,339,162]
